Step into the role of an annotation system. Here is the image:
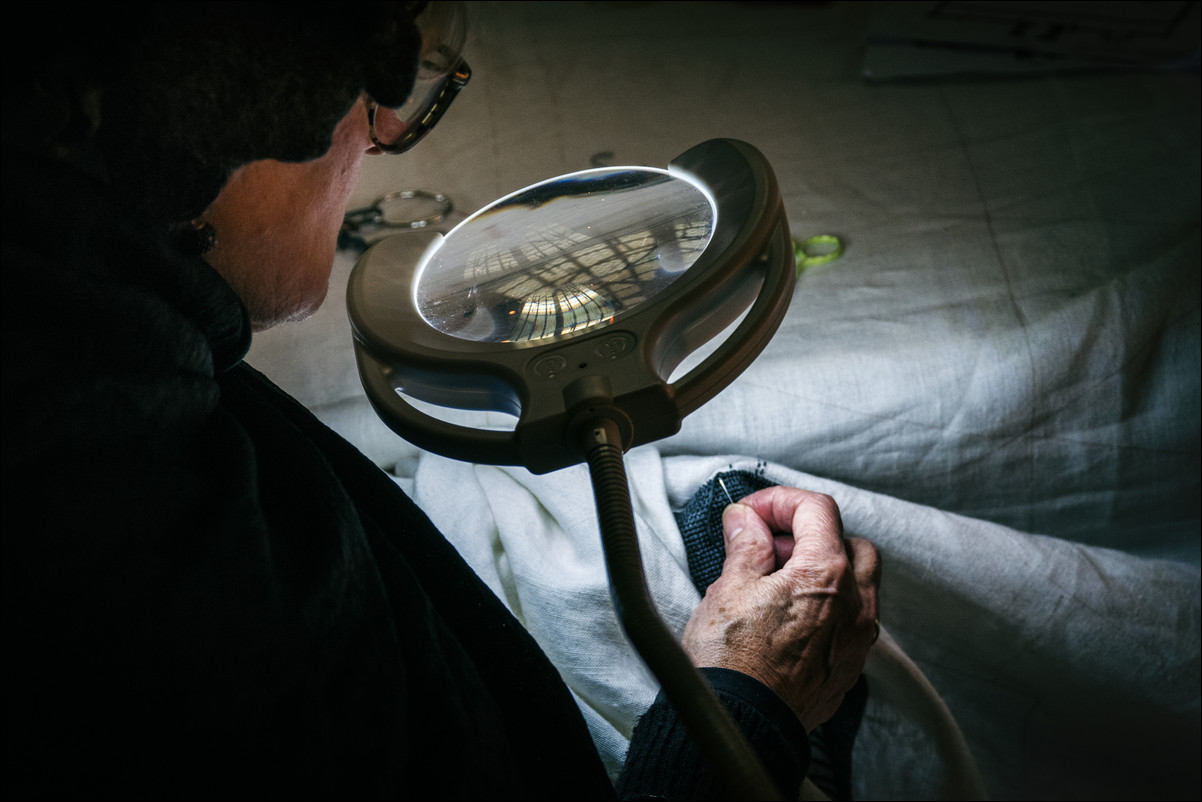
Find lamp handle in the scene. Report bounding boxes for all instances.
[354,346,522,466]
[670,216,795,417]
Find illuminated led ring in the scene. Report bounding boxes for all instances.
[375,190,453,230]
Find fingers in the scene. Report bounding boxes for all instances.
[846,535,881,636]
[737,485,882,635]
[738,486,846,568]
[717,485,882,620]
[847,536,881,602]
[720,503,776,577]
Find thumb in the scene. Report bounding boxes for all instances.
[721,503,776,577]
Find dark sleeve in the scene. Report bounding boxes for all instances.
[616,667,811,800]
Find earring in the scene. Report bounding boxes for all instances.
[173,218,217,256]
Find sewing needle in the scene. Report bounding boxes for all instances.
[718,477,735,505]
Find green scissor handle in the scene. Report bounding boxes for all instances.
[794,234,844,273]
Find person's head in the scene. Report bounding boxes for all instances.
[3,1,469,330]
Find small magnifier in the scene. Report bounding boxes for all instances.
[348,139,795,799]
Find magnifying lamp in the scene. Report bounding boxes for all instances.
[348,138,796,800]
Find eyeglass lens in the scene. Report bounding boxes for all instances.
[372,54,459,146]
[372,2,470,151]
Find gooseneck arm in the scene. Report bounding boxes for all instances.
[579,417,784,801]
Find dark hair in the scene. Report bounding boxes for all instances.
[2,1,423,224]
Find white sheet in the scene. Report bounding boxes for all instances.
[247,3,1200,798]
[402,451,1196,800]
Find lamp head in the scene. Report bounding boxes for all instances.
[348,138,795,473]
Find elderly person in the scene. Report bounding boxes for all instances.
[1,2,879,798]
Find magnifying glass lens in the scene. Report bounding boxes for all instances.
[414,168,715,343]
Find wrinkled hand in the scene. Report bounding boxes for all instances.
[681,486,880,733]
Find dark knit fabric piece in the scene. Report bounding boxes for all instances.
[674,468,774,595]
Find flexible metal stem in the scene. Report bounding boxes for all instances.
[579,417,783,801]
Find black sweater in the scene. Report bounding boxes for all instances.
[1,152,808,800]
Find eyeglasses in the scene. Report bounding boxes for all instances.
[368,2,471,155]
[367,60,470,154]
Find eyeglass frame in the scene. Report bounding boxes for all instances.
[367,58,471,155]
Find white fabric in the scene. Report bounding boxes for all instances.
[246,3,1200,798]
[404,451,1195,799]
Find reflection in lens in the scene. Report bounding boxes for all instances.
[415,167,715,343]
[512,286,616,341]
[416,2,468,73]
[374,2,469,146]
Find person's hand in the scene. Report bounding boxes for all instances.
[681,486,880,733]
